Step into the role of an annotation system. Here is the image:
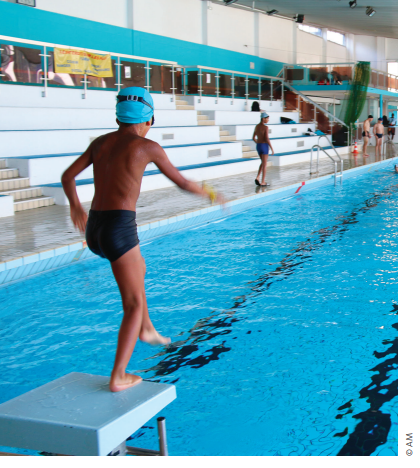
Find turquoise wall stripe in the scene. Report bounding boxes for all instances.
[0,1,284,76]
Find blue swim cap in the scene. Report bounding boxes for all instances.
[116,87,154,124]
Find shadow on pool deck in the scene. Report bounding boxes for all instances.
[0,146,397,263]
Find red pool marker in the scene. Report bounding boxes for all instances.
[295,181,305,194]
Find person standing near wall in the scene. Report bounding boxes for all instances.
[253,112,274,187]
[373,118,384,157]
[362,115,373,157]
[388,113,397,141]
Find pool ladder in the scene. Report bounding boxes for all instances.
[310,136,343,186]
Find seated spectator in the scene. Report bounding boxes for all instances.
[251,101,265,113]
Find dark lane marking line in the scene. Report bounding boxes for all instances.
[336,304,398,456]
[141,182,397,381]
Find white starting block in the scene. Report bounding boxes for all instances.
[0,372,176,456]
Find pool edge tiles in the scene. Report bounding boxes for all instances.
[0,156,398,287]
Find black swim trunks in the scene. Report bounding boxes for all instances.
[376,133,383,139]
[362,131,370,138]
[86,210,139,262]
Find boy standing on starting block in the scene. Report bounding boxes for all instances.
[61,87,224,392]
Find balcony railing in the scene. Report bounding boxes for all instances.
[278,62,398,92]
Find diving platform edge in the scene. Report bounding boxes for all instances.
[0,372,176,456]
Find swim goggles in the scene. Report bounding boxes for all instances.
[116,95,155,126]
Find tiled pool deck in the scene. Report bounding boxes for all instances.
[0,147,397,270]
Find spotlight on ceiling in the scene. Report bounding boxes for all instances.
[267,9,278,16]
[295,14,305,24]
[224,0,238,5]
[366,6,376,16]
[349,1,357,8]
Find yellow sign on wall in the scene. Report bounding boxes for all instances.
[54,48,113,77]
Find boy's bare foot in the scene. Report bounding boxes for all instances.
[139,328,171,346]
[109,373,142,392]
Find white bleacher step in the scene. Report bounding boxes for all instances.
[1,186,43,201]
[0,160,6,169]
[0,168,18,180]
[14,195,55,212]
[220,135,236,141]
[219,130,230,136]
[0,177,30,191]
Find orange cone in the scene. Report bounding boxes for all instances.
[352,141,359,154]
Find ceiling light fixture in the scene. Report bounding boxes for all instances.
[295,14,305,24]
[349,1,357,8]
[267,9,278,16]
[366,6,376,16]
[224,0,238,5]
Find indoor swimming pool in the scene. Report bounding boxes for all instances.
[0,164,398,456]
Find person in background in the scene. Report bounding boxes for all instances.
[252,112,274,187]
[382,115,389,128]
[362,115,374,157]
[388,113,397,141]
[373,118,384,157]
[251,101,266,113]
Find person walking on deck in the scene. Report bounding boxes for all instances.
[61,87,224,393]
[362,115,373,157]
[253,112,274,187]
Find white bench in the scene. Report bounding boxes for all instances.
[0,372,176,456]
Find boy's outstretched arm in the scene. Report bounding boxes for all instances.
[151,143,225,205]
[61,144,94,232]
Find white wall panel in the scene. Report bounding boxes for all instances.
[326,41,346,63]
[297,30,322,64]
[207,2,254,55]
[386,38,398,61]
[258,15,293,64]
[133,0,202,44]
[354,35,377,64]
[35,0,128,28]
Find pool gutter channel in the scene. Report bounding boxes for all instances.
[0,157,398,287]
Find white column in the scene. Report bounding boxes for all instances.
[346,33,355,62]
[322,28,328,63]
[254,11,260,57]
[202,0,209,46]
[126,0,134,29]
[292,22,297,64]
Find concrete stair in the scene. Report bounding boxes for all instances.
[197,111,215,126]
[242,145,258,158]
[219,129,236,142]
[175,96,195,110]
[0,159,54,213]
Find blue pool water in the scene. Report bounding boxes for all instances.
[0,166,398,456]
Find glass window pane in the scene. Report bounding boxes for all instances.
[1,44,43,84]
[234,76,246,98]
[120,60,146,89]
[248,78,259,98]
[219,73,231,96]
[260,80,271,100]
[201,70,217,96]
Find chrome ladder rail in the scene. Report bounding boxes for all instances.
[310,142,343,186]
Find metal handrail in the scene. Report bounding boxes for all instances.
[282,81,347,127]
[310,144,343,186]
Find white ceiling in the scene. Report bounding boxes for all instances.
[212,0,398,38]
